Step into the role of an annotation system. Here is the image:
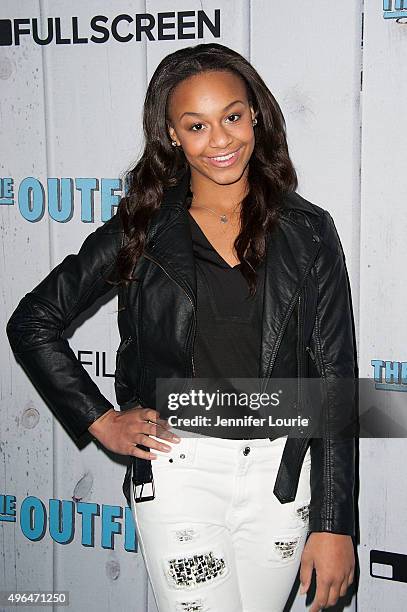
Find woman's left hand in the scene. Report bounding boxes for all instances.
[299,532,355,611]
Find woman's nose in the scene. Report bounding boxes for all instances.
[209,124,232,149]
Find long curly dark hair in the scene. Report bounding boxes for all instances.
[114,42,297,296]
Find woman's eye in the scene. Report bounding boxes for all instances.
[189,114,241,131]
[227,113,241,122]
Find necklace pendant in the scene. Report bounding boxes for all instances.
[220,214,228,223]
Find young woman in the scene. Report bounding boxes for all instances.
[7,43,357,611]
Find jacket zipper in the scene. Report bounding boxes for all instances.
[143,251,196,378]
[305,344,316,364]
[116,336,134,372]
[314,314,333,519]
[297,287,311,441]
[117,335,133,355]
[260,268,315,395]
[297,290,304,414]
[116,336,141,409]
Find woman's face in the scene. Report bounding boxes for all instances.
[167,70,257,187]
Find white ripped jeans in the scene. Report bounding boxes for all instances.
[130,430,311,612]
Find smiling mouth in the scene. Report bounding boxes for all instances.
[206,147,242,167]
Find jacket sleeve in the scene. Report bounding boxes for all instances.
[6,212,123,444]
[308,210,358,536]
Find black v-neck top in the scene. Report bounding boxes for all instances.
[188,209,265,380]
[175,199,267,439]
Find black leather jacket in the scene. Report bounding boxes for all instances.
[6,167,358,536]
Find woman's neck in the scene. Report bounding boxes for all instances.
[189,171,249,214]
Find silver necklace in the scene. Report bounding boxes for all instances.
[190,199,241,224]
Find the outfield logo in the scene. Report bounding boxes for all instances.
[371,360,407,391]
[0,10,220,46]
[0,493,137,552]
[0,176,121,222]
[383,1,407,20]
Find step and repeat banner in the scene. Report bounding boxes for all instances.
[1,1,406,611]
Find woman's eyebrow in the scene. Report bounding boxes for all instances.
[179,99,245,120]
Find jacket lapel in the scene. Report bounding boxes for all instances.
[143,167,197,306]
[143,167,322,379]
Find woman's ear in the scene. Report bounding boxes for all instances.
[167,123,179,145]
[250,106,258,122]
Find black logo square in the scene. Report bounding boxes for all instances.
[0,20,12,46]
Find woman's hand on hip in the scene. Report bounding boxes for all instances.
[299,532,355,611]
[88,407,180,458]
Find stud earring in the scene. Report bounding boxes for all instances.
[252,118,257,126]
[171,140,178,147]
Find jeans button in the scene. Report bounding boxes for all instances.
[243,446,251,456]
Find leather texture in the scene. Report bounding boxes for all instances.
[6,166,358,536]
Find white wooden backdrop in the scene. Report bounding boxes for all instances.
[1,1,405,610]
[358,2,407,611]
